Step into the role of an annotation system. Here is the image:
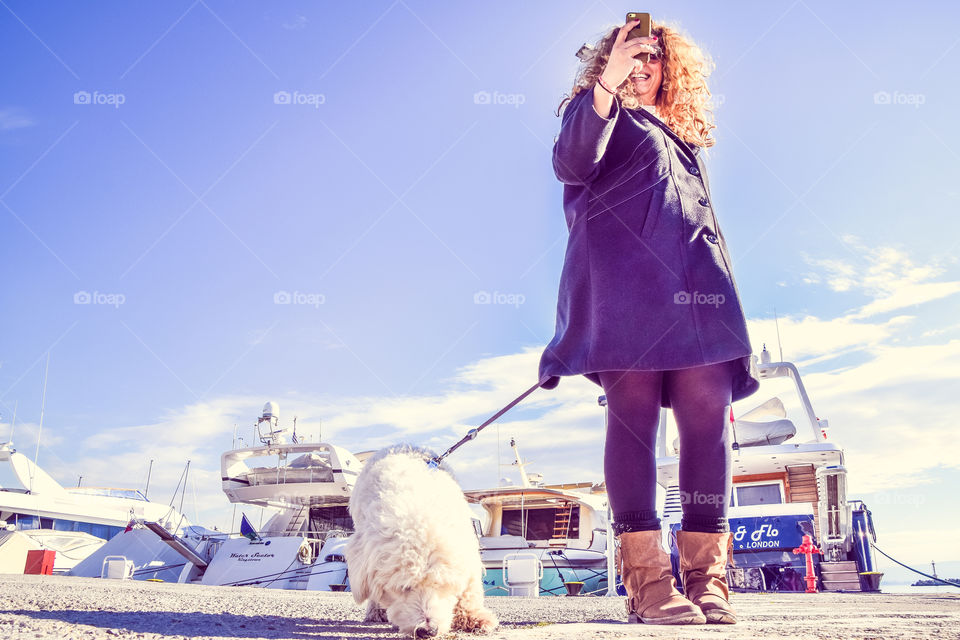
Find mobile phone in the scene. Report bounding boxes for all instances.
[625,12,652,62]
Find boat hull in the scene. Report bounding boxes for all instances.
[480,547,609,597]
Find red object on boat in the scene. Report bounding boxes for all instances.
[24,549,56,575]
[792,534,822,593]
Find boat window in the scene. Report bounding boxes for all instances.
[90,523,112,539]
[826,474,841,538]
[68,488,148,501]
[11,515,122,540]
[308,505,353,536]
[735,483,783,506]
[73,520,121,540]
[501,505,580,540]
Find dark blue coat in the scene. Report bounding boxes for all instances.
[537,88,760,408]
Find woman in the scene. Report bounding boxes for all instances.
[537,18,760,625]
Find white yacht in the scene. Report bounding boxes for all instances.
[0,441,187,573]
[211,401,363,589]
[654,346,882,592]
[72,402,362,590]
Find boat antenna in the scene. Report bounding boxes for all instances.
[179,460,190,516]
[510,438,532,488]
[31,352,51,493]
[773,306,784,362]
[7,399,17,442]
[496,421,501,487]
[168,460,190,508]
[144,458,154,499]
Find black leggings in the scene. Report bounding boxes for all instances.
[598,359,736,534]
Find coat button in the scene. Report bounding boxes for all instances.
[705,233,719,244]
[698,197,709,206]
[688,165,700,176]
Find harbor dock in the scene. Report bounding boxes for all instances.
[1,575,957,639]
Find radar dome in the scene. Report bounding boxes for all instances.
[262,401,280,422]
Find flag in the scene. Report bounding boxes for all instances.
[240,513,260,541]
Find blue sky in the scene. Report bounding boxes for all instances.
[2,1,959,579]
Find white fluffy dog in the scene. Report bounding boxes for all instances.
[345,445,498,637]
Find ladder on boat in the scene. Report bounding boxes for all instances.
[551,504,576,540]
[284,505,308,535]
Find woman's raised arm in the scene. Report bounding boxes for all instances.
[552,20,659,185]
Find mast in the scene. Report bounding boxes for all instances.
[510,438,532,488]
[31,352,51,493]
[144,458,154,499]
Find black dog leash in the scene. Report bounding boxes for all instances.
[429,381,542,467]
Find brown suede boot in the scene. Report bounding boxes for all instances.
[618,530,706,625]
[676,530,738,624]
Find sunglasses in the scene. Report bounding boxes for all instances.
[645,46,664,62]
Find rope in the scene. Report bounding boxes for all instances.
[220,564,346,587]
[871,543,960,589]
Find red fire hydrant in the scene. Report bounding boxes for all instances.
[792,534,823,593]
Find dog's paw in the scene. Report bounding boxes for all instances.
[363,603,389,623]
[452,606,498,633]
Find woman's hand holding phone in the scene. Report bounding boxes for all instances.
[592,19,658,118]
[602,19,659,89]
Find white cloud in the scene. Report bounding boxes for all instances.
[0,420,65,451]
[800,235,960,319]
[0,108,34,131]
[281,15,308,30]
[745,313,914,363]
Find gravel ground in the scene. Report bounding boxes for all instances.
[1,574,958,640]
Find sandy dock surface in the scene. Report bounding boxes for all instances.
[1,575,958,640]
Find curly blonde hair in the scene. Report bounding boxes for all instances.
[559,20,718,148]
